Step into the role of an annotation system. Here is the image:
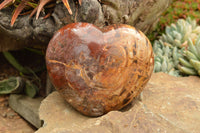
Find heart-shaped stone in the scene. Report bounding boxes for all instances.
[46,23,154,116]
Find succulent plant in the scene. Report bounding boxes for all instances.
[178,36,200,76]
[153,40,183,76]
[153,17,200,76]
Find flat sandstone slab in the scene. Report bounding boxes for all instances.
[9,94,43,128]
[36,73,200,133]
[0,96,35,133]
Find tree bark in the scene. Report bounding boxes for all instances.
[0,0,172,51]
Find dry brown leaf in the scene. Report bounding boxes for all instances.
[62,0,72,15]
[11,0,30,26]
[0,0,13,10]
[78,0,82,5]
[29,5,38,18]
[1,0,86,24]
[36,0,53,19]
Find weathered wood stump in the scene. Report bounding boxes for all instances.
[0,0,172,51]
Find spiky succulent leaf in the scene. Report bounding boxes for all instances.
[178,36,200,76]
[190,59,200,71]
[187,38,198,57]
[178,65,197,75]
[185,51,198,61]
[179,58,193,68]
[195,36,200,59]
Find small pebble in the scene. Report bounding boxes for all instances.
[2,112,7,118]
[6,112,16,119]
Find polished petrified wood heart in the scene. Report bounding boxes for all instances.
[46,23,154,116]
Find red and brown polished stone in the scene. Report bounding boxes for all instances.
[46,23,154,116]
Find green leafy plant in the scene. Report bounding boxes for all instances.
[0,77,24,94]
[1,49,45,97]
[160,0,200,26]
[148,0,200,42]
[0,76,40,97]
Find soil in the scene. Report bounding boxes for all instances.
[0,49,47,132]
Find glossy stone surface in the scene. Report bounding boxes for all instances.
[46,23,154,116]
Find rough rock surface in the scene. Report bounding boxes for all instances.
[36,72,200,133]
[9,94,43,128]
[0,96,35,133]
[0,0,172,51]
